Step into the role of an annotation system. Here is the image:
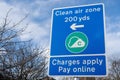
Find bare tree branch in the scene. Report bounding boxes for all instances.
[0,9,48,80]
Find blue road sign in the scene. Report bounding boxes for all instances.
[49,3,107,76]
[49,55,106,76]
[50,3,105,56]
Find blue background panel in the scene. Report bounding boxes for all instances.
[50,4,105,56]
[49,55,106,76]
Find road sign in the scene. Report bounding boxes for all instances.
[49,3,107,76]
[50,3,105,56]
[49,55,106,76]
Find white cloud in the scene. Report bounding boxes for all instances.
[0,2,12,21]
[106,33,120,53]
[106,17,120,58]
[0,1,50,47]
[21,19,50,44]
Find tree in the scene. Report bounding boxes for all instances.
[0,8,27,50]
[2,41,47,80]
[0,9,48,80]
[108,58,120,80]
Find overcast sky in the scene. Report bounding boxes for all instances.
[0,0,120,58]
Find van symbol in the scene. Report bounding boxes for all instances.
[68,36,85,48]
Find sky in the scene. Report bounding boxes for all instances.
[0,0,120,59]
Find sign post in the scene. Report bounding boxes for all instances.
[49,3,107,77]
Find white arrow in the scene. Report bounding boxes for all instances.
[70,23,84,30]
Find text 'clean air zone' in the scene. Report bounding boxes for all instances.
[55,7,101,23]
